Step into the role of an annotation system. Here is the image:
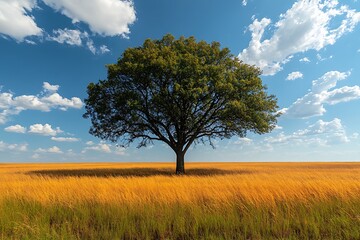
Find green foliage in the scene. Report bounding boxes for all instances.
[84,34,279,159]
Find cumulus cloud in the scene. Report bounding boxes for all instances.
[43,82,59,92]
[28,123,63,136]
[35,146,63,153]
[311,71,349,92]
[83,143,111,153]
[42,0,136,37]
[81,141,126,155]
[13,95,49,111]
[1,0,136,52]
[299,57,311,62]
[12,93,83,112]
[325,86,360,104]
[4,124,26,133]
[238,0,360,75]
[51,137,79,142]
[40,93,83,111]
[242,0,247,6]
[0,82,83,124]
[0,0,42,41]
[0,141,28,152]
[265,118,350,146]
[282,71,360,118]
[286,71,303,81]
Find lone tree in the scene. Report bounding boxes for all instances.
[84,34,279,174]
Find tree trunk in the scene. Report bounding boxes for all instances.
[175,151,185,175]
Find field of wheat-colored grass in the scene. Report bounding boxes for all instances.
[1,162,360,239]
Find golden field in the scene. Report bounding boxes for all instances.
[2,162,360,206]
[1,162,360,239]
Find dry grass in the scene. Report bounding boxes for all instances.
[1,162,360,239]
[2,162,360,206]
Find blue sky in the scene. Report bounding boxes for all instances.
[0,0,360,163]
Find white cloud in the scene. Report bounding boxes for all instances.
[90,143,111,153]
[286,71,303,81]
[43,82,59,92]
[311,71,349,93]
[114,146,126,155]
[83,142,112,153]
[12,93,82,112]
[234,137,253,145]
[0,109,21,124]
[265,118,350,146]
[13,95,49,111]
[42,0,136,37]
[274,125,283,130]
[99,45,110,54]
[325,86,360,104]
[25,39,36,45]
[40,93,83,110]
[86,39,96,54]
[48,146,63,153]
[48,29,111,54]
[316,53,323,61]
[264,132,291,144]
[4,124,26,133]
[238,0,360,75]
[299,57,311,62]
[0,82,83,124]
[242,0,247,6]
[351,133,359,139]
[282,71,360,118]
[29,123,63,136]
[316,53,333,62]
[35,146,63,154]
[0,92,12,109]
[0,0,42,41]
[1,0,136,52]
[51,137,79,142]
[231,137,254,150]
[49,28,82,46]
[0,141,27,152]
[82,141,127,156]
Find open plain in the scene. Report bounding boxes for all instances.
[1,162,360,239]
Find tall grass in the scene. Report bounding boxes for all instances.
[1,162,360,239]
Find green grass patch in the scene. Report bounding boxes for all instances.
[1,197,360,239]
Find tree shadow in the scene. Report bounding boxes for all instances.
[27,167,251,178]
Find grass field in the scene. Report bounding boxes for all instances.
[1,162,360,239]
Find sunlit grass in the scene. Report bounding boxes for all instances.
[1,162,360,239]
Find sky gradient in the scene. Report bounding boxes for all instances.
[0,0,360,163]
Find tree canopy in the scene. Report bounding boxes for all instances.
[84,34,279,174]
